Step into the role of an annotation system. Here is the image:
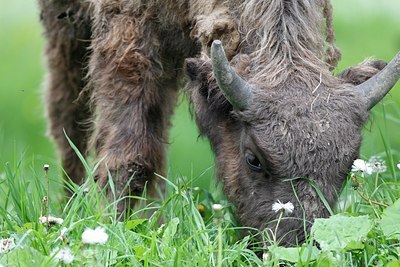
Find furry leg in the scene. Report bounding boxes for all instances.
[89,2,178,212]
[39,0,92,186]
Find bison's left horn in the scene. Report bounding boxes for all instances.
[356,52,400,110]
[211,40,253,111]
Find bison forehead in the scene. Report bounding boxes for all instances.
[242,84,368,127]
[240,86,368,177]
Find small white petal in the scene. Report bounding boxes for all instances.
[272,200,284,213]
[282,202,294,214]
[397,163,400,170]
[82,227,109,245]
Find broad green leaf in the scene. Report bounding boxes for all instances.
[344,240,364,251]
[0,247,55,267]
[315,251,344,267]
[311,214,373,251]
[380,198,400,239]
[269,244,320,263]
[388,261,400,267]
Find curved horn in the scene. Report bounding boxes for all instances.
[356,52,400,110]
[211,40,253,110]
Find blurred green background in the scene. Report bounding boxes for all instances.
[1,1,399,192]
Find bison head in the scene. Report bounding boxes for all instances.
[185,40,400,245]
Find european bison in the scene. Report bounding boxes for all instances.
[39,0,400,245]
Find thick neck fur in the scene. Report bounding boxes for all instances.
[237,0,339,89]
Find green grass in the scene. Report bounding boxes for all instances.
[1,0,400,266]
[0,151,400,266]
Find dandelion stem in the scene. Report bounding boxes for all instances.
[356,190,388,208]
[212,204,224,267]
[273,211,283,243]
[217,223,223,267]
[44,164,50,229]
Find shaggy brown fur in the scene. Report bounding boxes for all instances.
[39,0,390,245]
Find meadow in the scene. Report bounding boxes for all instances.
[1,0,400,266]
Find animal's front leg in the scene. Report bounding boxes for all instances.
[89,3,177,212]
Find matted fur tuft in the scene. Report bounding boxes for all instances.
[238,0,340,88]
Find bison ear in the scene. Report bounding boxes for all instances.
[184,58,211,84]
[352,52,400,110]
[338,59,387,86]
[185,57,234,117]
[184,57,215,100]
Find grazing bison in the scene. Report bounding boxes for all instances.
[39,0,400,245]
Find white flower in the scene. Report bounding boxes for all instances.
[52,247,74,264]
[351,159,372,175]
[397,163,400,170]
[39,215,64,225]
[0,238,16,253]
[82,227,109,245]
[272,200,294,214]
[367,156,387,174]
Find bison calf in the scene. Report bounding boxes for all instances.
[39,0,400,245]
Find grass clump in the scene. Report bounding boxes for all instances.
[0,156,262,266]
[1,132,400,266]
[1,154,400,266]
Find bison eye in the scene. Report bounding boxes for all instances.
[245,152,262,172]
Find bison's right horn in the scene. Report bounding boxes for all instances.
[356,51,400,110]
[211,40,253,111]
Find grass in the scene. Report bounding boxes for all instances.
[0,146,400,266]
[0,156,262,266]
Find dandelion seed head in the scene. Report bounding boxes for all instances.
[52,247,74,264]
[39,215,64,225]
[212,204,223,212]
[0,238,15,253]
[368,156,387,174]
[82,227,109,245]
